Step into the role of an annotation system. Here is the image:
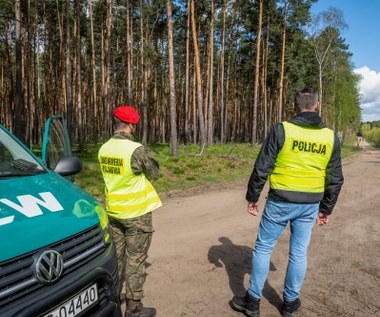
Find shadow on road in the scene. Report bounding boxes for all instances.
[208,236,283,311]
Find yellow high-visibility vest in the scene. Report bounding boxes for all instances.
[269,121,334,193]
[98,138,161,219]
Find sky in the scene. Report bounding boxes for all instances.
[310,0,380,122]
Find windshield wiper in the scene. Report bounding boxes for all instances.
[10,159,44,174]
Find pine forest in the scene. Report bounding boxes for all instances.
[0,0,362,155]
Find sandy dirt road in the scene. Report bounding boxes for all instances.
[141,141,380,317]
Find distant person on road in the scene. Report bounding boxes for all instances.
[356,131,363,147]
[98,105,162,317]
[231,88,344,317]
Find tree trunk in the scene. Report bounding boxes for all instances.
[75,0,83,150]
[262,14,270,138]
[167,0,178,156]
[65,0,73,137]
[25,0,32,147]
[190,0,206,149]
[14,0,25,143]
[278,0,287,123]
[251,0,263,146]
[184,0,191,144]
[219,0,226,144]
[102,0,112,139]
[56,0,66,116]
[192,66,197,144]
[88,0,98,138]
[319,62,323,116]
[207,0,214,146]
[126,0,133,102]
[140,1,148,145]
[33,3,41,144]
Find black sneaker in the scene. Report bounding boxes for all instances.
[281,298,301,317]
[231,292,260,317]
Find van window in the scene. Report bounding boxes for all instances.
[0,128,45,177]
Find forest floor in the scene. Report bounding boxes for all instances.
[125,140,380,317]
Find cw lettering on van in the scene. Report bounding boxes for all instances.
[0,192,64,226]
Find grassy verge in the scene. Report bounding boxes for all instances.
[74,143,360,200]
[340,143,362,158]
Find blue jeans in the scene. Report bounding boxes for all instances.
[248,198,318,302]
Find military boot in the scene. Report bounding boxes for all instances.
[125,299,156,317]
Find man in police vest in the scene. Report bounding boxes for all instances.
[98,105,161,317]
[231,88,344,317]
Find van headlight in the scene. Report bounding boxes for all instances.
[94,204,111,245]
[72,199,111,245]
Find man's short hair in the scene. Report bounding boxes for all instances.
[294,88,318,111]
[113,116,128,129]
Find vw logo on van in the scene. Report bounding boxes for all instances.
[35,250,64,284]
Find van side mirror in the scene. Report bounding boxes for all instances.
[54,155,82,176]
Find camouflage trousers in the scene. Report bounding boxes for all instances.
[109,212,154,301]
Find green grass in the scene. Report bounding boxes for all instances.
[146,143,257,194]
[73,142,359,201]
[74,143,258,200]
[340,143,362,158]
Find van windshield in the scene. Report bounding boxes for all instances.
[0,128,46,178]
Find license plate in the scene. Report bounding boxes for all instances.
[43,283,98,317]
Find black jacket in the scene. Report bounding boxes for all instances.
[246,112,344,215]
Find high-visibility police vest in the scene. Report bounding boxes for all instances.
[98,138,162,219]
[269,121,334,194]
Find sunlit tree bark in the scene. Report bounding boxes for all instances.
[252,0,263,146]
[167,0,177,156]
[190,0,206,149]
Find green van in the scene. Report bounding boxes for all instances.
[0,117,121,317]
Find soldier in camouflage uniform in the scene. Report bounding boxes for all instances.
[98,105,161,317]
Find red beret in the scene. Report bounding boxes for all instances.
[113,105,140,124]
